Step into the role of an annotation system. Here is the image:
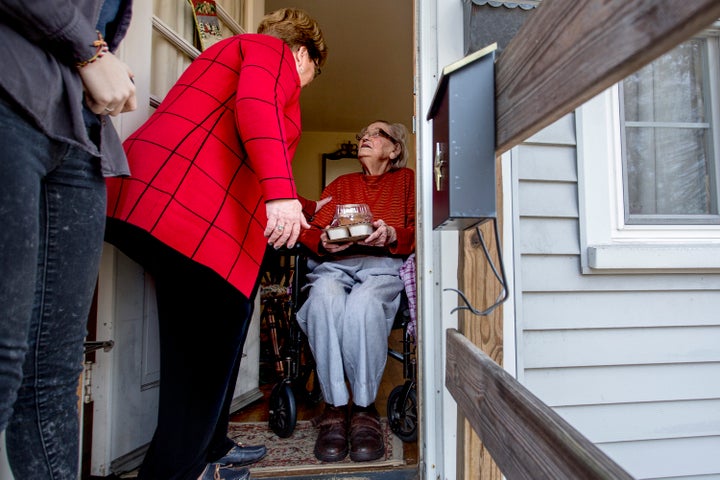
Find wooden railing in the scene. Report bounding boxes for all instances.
[446,329,634,480]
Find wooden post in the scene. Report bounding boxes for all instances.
[457,159,504,480]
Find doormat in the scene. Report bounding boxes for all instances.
[229,420,405,475]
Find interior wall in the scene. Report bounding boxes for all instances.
[262,0,414,133]
[293,131,356,199]
[293,131,417,200]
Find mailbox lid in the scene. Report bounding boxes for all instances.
[427,42,497,121]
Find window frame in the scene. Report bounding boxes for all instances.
[577,22,720,273]
[620,30,720,225]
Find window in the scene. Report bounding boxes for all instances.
[620,33,720,224]
[577,22,720,272]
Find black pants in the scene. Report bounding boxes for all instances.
[105,218,253,480]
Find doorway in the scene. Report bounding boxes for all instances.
[245,1,419,475]
[81,0,420,478]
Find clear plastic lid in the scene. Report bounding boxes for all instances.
[331,203,373,226]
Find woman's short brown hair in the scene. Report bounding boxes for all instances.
[257,8,328,68]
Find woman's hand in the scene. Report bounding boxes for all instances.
[359,219,397,247]
[265,199,310,249]
[79,53,137,116]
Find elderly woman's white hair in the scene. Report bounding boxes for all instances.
[372,120,410,169]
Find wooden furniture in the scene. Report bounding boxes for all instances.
[321,141,359,189]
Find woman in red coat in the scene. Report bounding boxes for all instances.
[105,8,327,480]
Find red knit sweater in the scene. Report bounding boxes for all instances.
[300,168,415,257]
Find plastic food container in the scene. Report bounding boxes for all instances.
[325,204,375,243]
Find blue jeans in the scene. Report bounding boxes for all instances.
[0,96,106,479]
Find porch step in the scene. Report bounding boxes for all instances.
[254,466,418,480]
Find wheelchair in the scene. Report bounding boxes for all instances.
[262,246,418,443]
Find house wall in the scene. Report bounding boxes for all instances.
[510,112,720,479]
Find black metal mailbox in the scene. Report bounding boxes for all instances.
[427,43,497,230]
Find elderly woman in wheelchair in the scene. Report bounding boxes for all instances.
[297,120,415,463]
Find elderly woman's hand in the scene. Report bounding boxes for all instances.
[320,230,352,253]
[359,219,397,247]
[315,196,332,213]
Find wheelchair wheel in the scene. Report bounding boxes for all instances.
[387,383,418,443]
[269,382,297,438]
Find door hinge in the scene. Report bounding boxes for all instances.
[83,361,94,404]
[82,339,113,404]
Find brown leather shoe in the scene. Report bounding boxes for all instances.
[349,406,385,462]
[314,405,348,462]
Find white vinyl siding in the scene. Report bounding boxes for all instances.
[510,109,720,479]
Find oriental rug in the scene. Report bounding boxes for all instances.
[228,420,405,476]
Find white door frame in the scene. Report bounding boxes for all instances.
[416,1,464,479]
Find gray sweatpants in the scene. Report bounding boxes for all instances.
[296,256,405,407]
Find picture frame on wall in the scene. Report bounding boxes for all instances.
[322,141,360,189]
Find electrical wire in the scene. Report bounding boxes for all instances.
[445,217,508,316]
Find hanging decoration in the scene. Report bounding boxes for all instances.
[187,0,223,51]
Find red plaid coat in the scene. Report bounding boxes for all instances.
[107,34,304,298]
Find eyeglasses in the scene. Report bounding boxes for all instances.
[355,127,397,143]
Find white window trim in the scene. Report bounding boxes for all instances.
[577,86,720,274]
